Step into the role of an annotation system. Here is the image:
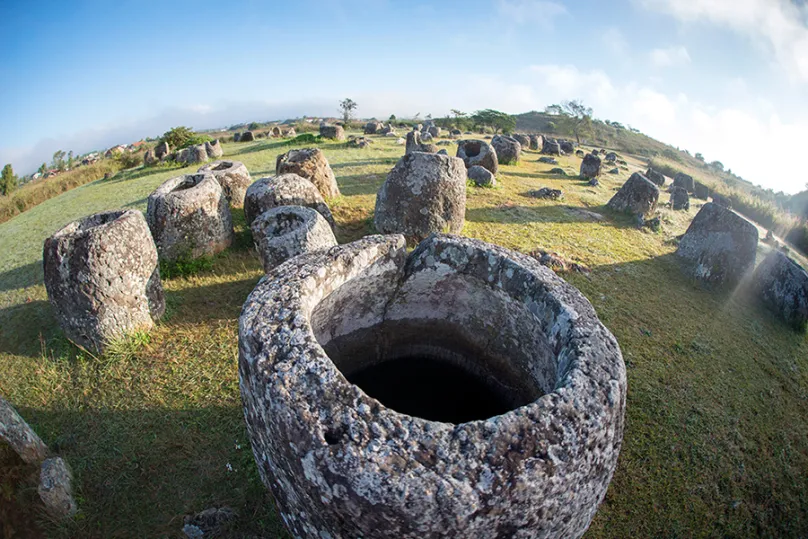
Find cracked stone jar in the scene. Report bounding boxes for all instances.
[239,234,626,539]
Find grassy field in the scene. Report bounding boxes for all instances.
[1,133,807,538]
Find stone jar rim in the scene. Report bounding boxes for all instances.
[50,209,137,240]
[240,234,626,432]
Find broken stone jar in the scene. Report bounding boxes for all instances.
[239,234,627,539]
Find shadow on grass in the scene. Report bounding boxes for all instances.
[337,173,384,197]
[0,260,43,292]
[5,405,288,539]
[0,299,55,357]
[228,140,290,156]
[163,274,261,325]
[465,203,638,229]
[331,158,399,170]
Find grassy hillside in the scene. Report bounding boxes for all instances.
[1,135,807,537]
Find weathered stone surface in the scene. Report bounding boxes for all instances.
[529,248,590,274]
[374,152,466,242]
[645,168,665,186]
[238,234,626,539]
[673,172,694,192]
[320,125,346,140]
[607,172,660,217]
[379,124,396,136]
[559,140,575,154]
[0,397,48,464]
[513,134,531,149]
[491,135,521,165]
[456,139,498,175]
[693,181,709,200]
[205,139,223,159]
[589,178,600,186]
[233,133,241,142]
[176,144,208,165]
[276,148,340,199]
[251,205,337,273]
[155,141,170,160]
[240,131,255,142]
[580,153,602,179]
[538,156,558,165]
[549,167,567,176]
[270,126,282,137]
[608,168,619,174]
[528,187,563,199]
[605,152,617,162]
[712,193,732,208]
[144,149,157,165]
[420,132,434,142]
[644,216,661,231]
[427,126,441,138]
[147,173,234,262]
[467,165,495,187]
[244,173,336,229]
[670,186,690,210]
[542,139,562,155]
[198,160,252,208]
[38,457,77,520]
[575,150,585,157]
[406,131,438,155]
[364,121,383,135]
[751,251,808,330]
[529,134,542,151]
[44,210,165,352]
[676,203,758,287]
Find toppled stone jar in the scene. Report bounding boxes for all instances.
[43,209,165,353]
[239,234,627,539]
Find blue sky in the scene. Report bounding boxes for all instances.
[2,0,808,193]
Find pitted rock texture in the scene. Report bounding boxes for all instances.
[374,152,466,242]
[320,125,346,140]
[676,203,758,287]
[542,139,562,155]
[580,153,602,179]
[456,139,498,175]
[673,172,695,193]
[198,160,252,208]
[177,144,208,165]
[38,457,77,519]
[238,234,627,539]
[250,205,337,273]
[670,186,690,210]
[205,139,223,159]
[406,131,438,155]
[244,173,336,229]
[607,173,659,217]
[528,134,542,150]
[276,148,341,199]
[751,251,808,330]
[44,210,165,353]
[644,168,665,186]
[491,135,521,165]
[0,396,48,464]
[513,134,531,149]
[467,165,495,187]
[147,173,234,262]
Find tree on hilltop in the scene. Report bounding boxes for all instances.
[544,100,593,143]
[1,164,18,196]
[339,98,358,123]
[471,109,515,134]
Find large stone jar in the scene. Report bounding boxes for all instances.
[43,210,165,353]
[198,160,252,208]
[146,172,234,262]
[239,234,627,539]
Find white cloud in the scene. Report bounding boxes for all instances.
[527,64,618,106]
[602,27,629,55]
[497,0,567,26]
[638,0,808,82]
[649,45,692,67]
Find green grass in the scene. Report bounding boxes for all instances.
[1,135,807,537]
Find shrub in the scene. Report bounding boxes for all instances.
[159,126,211,151]
[286,133,321,145]
[115,152,143,169]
